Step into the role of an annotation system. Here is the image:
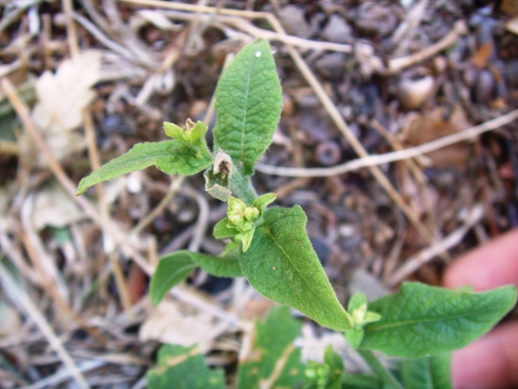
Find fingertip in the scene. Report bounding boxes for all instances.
[444,229,518,291]
[452,322,518,389]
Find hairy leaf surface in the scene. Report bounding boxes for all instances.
[360,282,517,358]
[76,140,212,195]
[150,252,197,305]
[240,206,353,331]
[213,39,282,176]
[150,251,243,305]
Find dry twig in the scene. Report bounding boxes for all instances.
[256,109,518,177]
[387,204,485,286]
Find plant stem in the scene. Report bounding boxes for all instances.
[358,350,405,389]
[229,169,257,205]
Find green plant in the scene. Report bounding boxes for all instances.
[77,39,517,387]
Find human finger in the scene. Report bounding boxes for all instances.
[443,228,518,291]
[451,321,518,389]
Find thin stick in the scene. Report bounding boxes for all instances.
[119,0,272,18]
[256,109,518,177]
[388,204,484,286]
[128,176,185,239]
[0,140,19,155]
[62,0,80,56]
[386,20,467,75]
[370,119,427,184]
[221,16,352,53]
[0,264,91,389]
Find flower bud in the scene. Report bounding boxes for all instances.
[244,206,260,221]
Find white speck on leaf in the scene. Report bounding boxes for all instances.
[255,51,262,57]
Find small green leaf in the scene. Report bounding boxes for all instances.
[147,344,224,389]
[402,354,452,389]
[360,282,518,358]
[164,120,208,146]
[240,206,353,331]
[213,218,238,239]
[221,241,240,257]
[150,251,243,305]
[76,140,212,195]
[345,329,364,349]
[150,252,196,305]
[239,228,255,252]
[164,121,187,142]
[348,293,367,312]
[252,193,277,213]
[186,250,243,278]
[213,39,282,176]
[236,306,304,389]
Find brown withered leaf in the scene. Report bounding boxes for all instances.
[403,105,472,169]
[27,50,102,166]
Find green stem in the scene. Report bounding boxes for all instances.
[358,350,405,389]
[229,169,257,205]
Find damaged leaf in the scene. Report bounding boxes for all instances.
[147,344,224,389]
[237,306,304,389]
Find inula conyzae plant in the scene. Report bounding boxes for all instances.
[77,39,517,388]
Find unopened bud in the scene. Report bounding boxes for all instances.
[244,206,260,221]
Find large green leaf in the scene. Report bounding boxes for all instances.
[150,252,197,305]
[213,39,282,176]
[236,306,304,389]
[150,251,242,305]
[147,344,224,389]
[76,139,212,195]
[402,354,452,389]
[360,282,517,358]
[240,206,353,331]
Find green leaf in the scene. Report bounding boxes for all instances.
[360,282,518,358]
[240,206,353,331]
[76,140,212,195]
[164,121,187,142]
[213,218,238,239]
[150,252,196,305]
[147,344,224,389]
[213,39,282,176]
[252,193,277,213]
[239,228,255,252]
[358,350,404,389]
[236,306,304,389]
[402,354,452,389]
[345,329,364,349]
[187,250,243,278]
[341,374,382,389]
[150,251,243,305]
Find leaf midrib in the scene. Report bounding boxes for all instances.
[364,305,499,333]
[239,58,255,167]
[262,218,332,309]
